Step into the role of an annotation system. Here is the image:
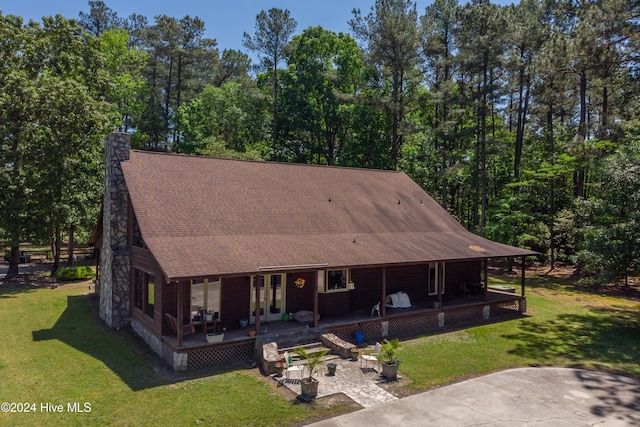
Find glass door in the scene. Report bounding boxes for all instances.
[250,274,285,323]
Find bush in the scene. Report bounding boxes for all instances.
[55,266,94,281]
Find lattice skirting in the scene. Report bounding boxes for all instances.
[182,341,255,370]
[326,298,523,343]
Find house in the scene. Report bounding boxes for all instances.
[92,132,536,371]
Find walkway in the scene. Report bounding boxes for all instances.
[277,355,398,408]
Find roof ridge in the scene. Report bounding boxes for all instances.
[128,149,402,174]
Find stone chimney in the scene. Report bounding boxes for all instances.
[99,132,131,329]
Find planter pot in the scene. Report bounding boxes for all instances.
[433,301,440,309]
[381,362,399,380]
[300,378,319,398]
[239,318,249,328]
[248,330,257,337]
[206,332,224,344]
[205,314,213,321]
[350,348,359,361]
[326,364,337,376]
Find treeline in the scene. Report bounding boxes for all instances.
[1,0,639,284]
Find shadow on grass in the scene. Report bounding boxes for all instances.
[504,306,640,368]
[32,295,246,391]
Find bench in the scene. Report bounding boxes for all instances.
[321,333,356,359]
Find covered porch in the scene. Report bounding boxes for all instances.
[161,286,525,371]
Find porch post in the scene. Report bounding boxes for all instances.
[254,275,261,335]
[438,262,443,308]
[176,281,184,347]
[483,259,489,301]
[381,266,387,317]
[521,258,526,297]
[313,273,319,327]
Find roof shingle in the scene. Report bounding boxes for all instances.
[121,151,535,280]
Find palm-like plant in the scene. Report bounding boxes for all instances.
[294,347,328,381]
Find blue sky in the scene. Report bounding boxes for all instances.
[1,1,513,55]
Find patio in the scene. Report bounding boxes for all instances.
[272,350,400,408]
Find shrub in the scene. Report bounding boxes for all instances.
[55,266,94,281]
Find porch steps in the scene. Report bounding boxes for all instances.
[258,328,343,374]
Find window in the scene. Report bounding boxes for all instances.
[326,269,349,292]
[191,278,221,320]
[146,274,155,318]
[428,263,437,296]
[134,268,154,318]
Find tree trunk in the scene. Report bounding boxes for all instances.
[66,226,75,266]
[51,223,61,276]
[7,246,20,279]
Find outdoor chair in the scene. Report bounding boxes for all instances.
[164,313,196,336]
[371,301,381,317]
[361,342,382,372]
[283,351,304,382]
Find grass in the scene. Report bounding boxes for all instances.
[0,284,341,426]
[398,271,640,390]
[1,270,638,425]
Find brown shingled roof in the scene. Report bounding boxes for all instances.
[121,150,535,280]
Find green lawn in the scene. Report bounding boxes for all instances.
[399,272,640,390]
[1,271,638,426]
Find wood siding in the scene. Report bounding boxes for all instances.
[221,276,250,330]
[444,260,482,297]
[285,271,316,314]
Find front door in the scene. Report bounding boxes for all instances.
[250,274,286,323]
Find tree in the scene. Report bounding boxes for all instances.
[455,1,507,231]
[29,15,114,273]
[350,0,423,168]
[279,26,366,165]
[100,28,148,132]
[577,142,640,285]
[0,14,38,279]
[243,8,297,154]
[78,0,123,36]
[420,0,459,209]
[175,81,269,155]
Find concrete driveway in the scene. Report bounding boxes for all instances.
[307,367,640,426]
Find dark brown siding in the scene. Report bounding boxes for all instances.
[318,292,351,317]
[350,267,383,311]
[444,260,481,296]
[285,271,315,314]
[221,276,250,330]
[387,264,430,304]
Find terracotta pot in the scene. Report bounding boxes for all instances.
[248,330,257,337]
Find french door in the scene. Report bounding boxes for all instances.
[250,274,286,323]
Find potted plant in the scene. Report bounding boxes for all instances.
[294,347,328,399]
[326,362,337,376]
[239,318,248,328]
[377,339,402,380]
[273,360,285,377]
